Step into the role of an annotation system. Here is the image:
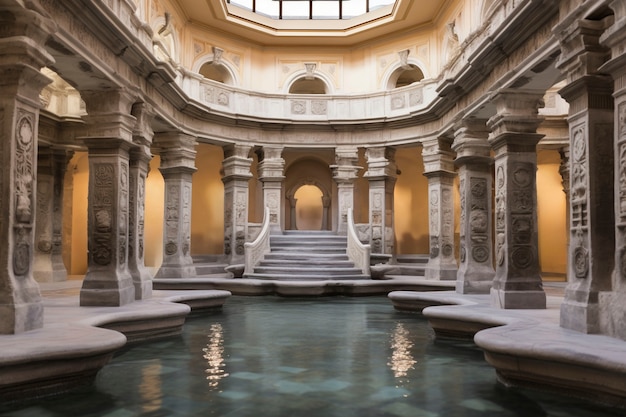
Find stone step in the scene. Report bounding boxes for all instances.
[270,246,348,253]
[395,255,430,264]
[193,262,229,275]
[254,266,364,275]
[245,273,369,281]
[263,252,350,261]
[259,259,355,267]
[281,230,336,235]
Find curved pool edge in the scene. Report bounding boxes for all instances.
[387,289,626,408]
[0,289,231,404]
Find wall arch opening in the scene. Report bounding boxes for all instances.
[293,184,324,230]
[289,77,328,94]
[388,64,424,89]
[199,62,234,85]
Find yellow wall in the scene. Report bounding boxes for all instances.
[67,152,88,275]
[394,147,430,254]
[190,143,225,255]
[536,149,567,279]
[144,156,164,271]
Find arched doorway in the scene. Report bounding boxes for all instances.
[293,184,325,230]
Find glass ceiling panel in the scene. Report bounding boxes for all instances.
[227,0,396,20]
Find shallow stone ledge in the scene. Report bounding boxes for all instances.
[475,324,626,407]
[154,277,455,297]
[0,323,126,403]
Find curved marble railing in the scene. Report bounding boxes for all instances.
[347,208,370,275]
[244,206,272,276]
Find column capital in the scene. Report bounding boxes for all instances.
[332,146,361,183]
[452,118,492,165]
[154,132,198,173]
[80,89,137,143]
[599,1,626,77]
[554,16,611,82]
[257,146,285,182]
[131,102,155,148]
[487,90,545,150]
[364,146,397,179]
[222,144,253,181]
[422,137,455,175]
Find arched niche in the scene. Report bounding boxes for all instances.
[199,62,234,85]
[288,76,328,94]
[386,64,425,90]
[287,180,331,231]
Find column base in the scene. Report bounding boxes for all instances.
[599,291,626,341]
[130,267,153,300]
[155,264,197,279]
[491,288,546,309]
[560,297,601,334]
[33,256,68,283]
[455,265,494,294]
[80,271,135,307]
[0,301,44,334]
[424,261,457,281]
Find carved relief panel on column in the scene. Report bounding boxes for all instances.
[571,124,589,278]
[469,177,490,264]
[165,184,180,256]
[509,162,536,272]
[92,163,114,266]
[13,111,36,277]
[617,103,626,280]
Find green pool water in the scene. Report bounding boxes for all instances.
[0,296,622,417]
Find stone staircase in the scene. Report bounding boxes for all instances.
[245,230,370,280]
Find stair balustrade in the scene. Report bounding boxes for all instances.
[244,206,271,276]
[347,208,371,275]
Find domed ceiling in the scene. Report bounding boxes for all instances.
[174,0,453,46]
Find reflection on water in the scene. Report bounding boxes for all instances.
[388,322,417,382]
[203,323,229,390]
[139,361,162,413]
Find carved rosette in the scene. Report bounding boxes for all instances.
[570,124,589,278]
[92,163,114,266]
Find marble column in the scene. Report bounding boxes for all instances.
[364,147,397,259]
[422,138,457,281]
[222,144,253,265]
[452,120,495,293]
[331,146,361,234]
[128,103,154,299]
[555,16,614,331]
[0,1,55,333]
[79,90,137,306]
[488,90,546,309]
[154,132,197,278]
[599,1,626,340]
[257,146,285,233]
[34,147,72,283]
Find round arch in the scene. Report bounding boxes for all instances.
[283,70,335,94]
[382,58,426,90]
[286,179,332,231]
[382,59,428,90]
[150,16,180,64]
[192,53,239,86]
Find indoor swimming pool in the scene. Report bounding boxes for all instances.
[0,297,622,417]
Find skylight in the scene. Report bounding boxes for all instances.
[226,0,397,20]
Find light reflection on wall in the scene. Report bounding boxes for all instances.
[203,323,229,390]
[387,323,417,384]
[139,361,163,413]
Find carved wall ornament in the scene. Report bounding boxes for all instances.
[13,243,30,276]
[472,246,490,263]
[470,210,488,234]
[311,100,327,115]
[430,235,439,258]
[573,245,589,278]
[496,232,505,266]
[511,246,533,269]
[460,245,466,263]
[291,100,306,114]
[441,243,453,257]
[93,243,112,265]
[165,241,178,255]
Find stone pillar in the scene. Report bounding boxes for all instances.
[364,147,397,259]
[154,132,197,278]
[222,144,253,265]
[422,138,457,280]
[128,103,154,299]
[331,146,361,234]
[257,146,285,233]
[452,120,495,293]
[598,1,626,340]
[79,90,137,306]
[34,147,72,283]
[0,1,55,333]
[488,90,546,309]
[555,16,614,331]
[322,195,331,230]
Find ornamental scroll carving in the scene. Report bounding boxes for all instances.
[619,103,626,279]
[495,165,506,267]
[93,163,114,266]
[570,125,589,278]
[36,180,53,253]
[459,178,466,263]
[13,112,35,276]
[441,188,453,258]
[183,184,191,256]
[165,184,180,256]
[119,163,128,266]
[469,177,489,263]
